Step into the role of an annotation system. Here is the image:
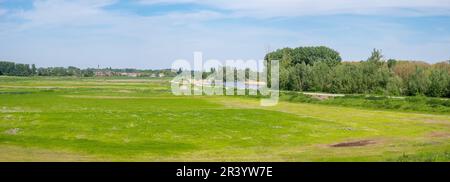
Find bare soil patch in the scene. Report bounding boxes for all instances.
[330,140,376,147]
[424,119,450,125]
[428,132,450,138]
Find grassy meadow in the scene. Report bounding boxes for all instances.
[0,76,449,161]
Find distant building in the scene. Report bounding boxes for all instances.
[120,72,141,77]
[95,70,114,77]
[158,73,165,77]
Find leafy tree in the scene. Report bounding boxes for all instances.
[310,61,332,92]
[386,76,403,96]
[427,68,449,97]
[387,59,397,70]
[367,48,384,64]
[266,46,341,67]
[81,69,95,77]
[67,66,81,76]
[331,63,363,93]
[14,64,32,76]
[406,67,430,96]
[0,61,17,75]
[279,67,290,90]
[266,46,341,91]
[31,64,37,76]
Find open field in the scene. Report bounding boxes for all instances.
[0,76,449,161]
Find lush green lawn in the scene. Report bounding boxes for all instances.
[0,76,449,161]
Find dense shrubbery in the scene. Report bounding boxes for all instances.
[280,92,450,113]
[266,47,450,98]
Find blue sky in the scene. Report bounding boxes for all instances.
[0,0,450,69]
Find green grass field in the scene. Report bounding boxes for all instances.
[0,76,449,161]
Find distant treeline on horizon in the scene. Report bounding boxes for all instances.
[0,61,176,78]
[1,46,450,98]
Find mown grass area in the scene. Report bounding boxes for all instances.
[0,76,449,161]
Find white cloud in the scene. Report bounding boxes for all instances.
[0,0,275,68]
[17,0,117,26]
[138,0,450,17]
[0,8,7,16]
[136,0,197,5]
[1,0,449,68]
[11,0,450,28]
[11,0,225,29]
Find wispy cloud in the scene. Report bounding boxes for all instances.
[16,0,116,26]
[9,0,224,28]
[0,8,7,16]
[0,0,274,68]
[137,0,450,17]
[0,0,449,68]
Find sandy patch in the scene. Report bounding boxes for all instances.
[0,106,41,113]
[4,128,20,135]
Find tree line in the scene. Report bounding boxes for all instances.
[0,61,95,77]
[265,47,450,98]
[0,61,176,77]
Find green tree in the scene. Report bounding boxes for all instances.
[14,64,32,76]
[387,59,397,70]
[386,76,403,95]
[331,64,363,93]
[406,67,430,96]
[310,61,332,92]
[427,68,449,97]
[31,64,37,76]
[279,67,290,90]
[367,48,384,64]
[266,46,341,67]
[287,63,311,91]
[0,61,16,75]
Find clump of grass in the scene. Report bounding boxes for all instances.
[280,91,318,103]
[391,151,450,162]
